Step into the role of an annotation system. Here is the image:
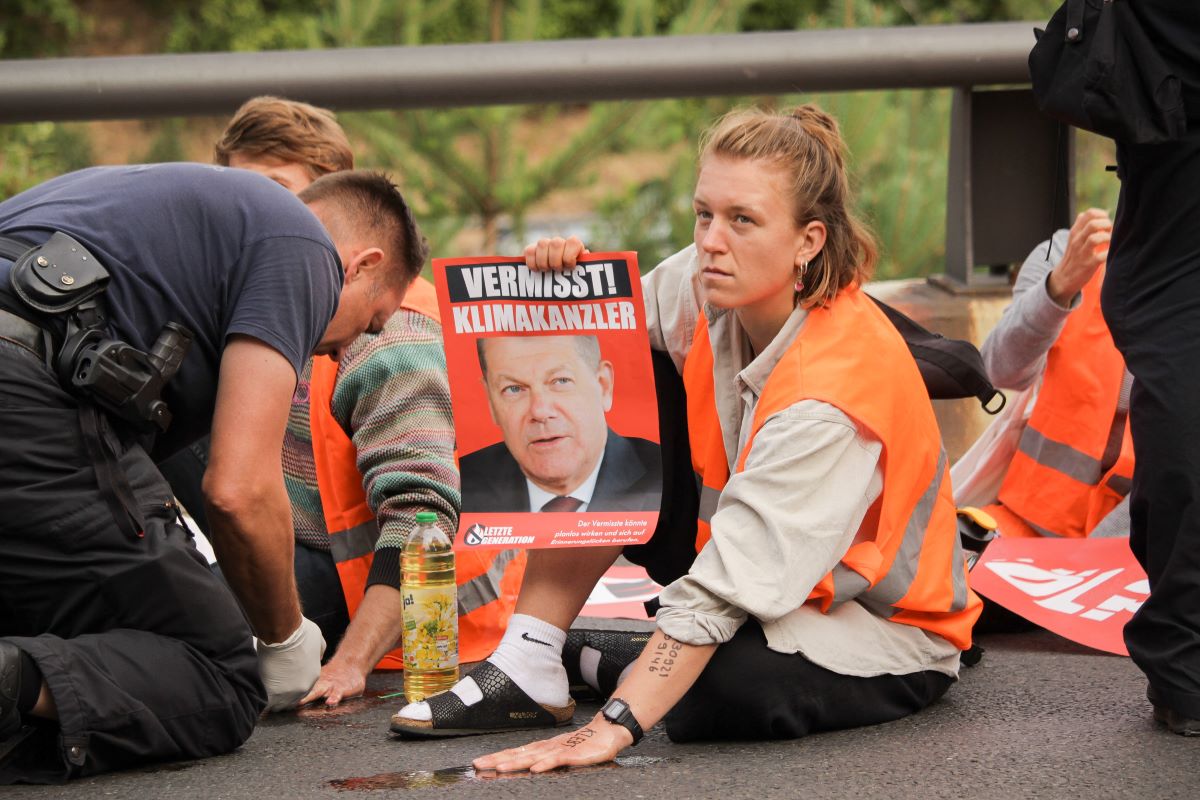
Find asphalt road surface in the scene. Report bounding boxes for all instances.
[13,627,1199,800]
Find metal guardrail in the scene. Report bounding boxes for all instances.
[0,22,1036,123]
[1,20,1056,289]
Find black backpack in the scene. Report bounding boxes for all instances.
[870,296,1005,413]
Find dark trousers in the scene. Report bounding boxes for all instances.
[293,544,350,658]
[665,620,953,742]
[157,436,212,534]
[0,341,265,784]
[1105,134,1200,720]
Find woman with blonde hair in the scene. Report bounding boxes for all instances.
[457,104,982,768]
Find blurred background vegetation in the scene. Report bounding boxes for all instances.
[0,0,1118,278]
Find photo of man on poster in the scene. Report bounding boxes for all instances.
[460,334,661,514]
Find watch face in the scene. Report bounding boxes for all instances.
[604,698,630,718]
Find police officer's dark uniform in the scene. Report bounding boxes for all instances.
[0,163,342,782]
[1101,2,1200,733]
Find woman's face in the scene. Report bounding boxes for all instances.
[693,155,809,325]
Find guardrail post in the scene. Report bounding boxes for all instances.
[934,87,1073,294]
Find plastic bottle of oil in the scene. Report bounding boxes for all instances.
[401,511,459,702]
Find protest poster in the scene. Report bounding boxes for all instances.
[970,537,1148,655]
[434,252,662,552]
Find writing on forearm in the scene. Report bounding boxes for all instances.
[562,727,597,748]
[648,633,683,678]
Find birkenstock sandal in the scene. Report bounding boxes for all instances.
[389,662,575,739]
[563,629,651,700]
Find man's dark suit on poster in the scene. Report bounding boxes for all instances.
[460,429,661,513]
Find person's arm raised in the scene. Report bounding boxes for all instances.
[473,629,716,773]
[1046,208,1112,307]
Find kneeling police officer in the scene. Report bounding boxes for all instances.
[0,162,420,783]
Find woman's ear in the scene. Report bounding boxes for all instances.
[795,220,827,267]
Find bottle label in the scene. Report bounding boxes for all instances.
[401,585,459,671]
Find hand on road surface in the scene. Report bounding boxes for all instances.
[258,616,326,712]
[473,713,632,774]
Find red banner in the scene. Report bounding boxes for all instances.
[970,537,1147,656]
[434,253,661,550]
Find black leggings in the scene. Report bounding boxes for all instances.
[664,620,952,742]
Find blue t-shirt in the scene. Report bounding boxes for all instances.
[0,162,342,453]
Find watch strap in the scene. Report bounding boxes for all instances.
[601,697,643,745]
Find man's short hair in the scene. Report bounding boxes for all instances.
[299,171,429,287]
[214,96,354,180]
[477,335,602,377]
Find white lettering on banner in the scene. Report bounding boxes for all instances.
[1077,578,1153,622]
[1036,568,1123,614]
[1080,593,1145,622]
[462,524,535,546]
[461,268,485,299]
[458,263,619,300]
[981,558,1149,620]
[451,300,638,334]
[983,560,1092,597]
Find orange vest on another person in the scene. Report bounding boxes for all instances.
[683,287,981,650]
[309,276,525,669]
[994,267,1134,538]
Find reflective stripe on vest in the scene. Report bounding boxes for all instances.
[683,288,981,649]
[325,521,523,612]
[997,267,1134,538]
[1016,426,1106,485]
[329,519,379,564]
[309,281,524,667]
[1106,474,1132,497]
[696,480,720,526]
[456,548,522,616]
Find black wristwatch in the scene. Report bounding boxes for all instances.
[600,697,643,745]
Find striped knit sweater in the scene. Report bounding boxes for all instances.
[283,307,459,590]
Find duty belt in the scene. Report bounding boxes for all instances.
[0,307,48,361]
[0,235,50,361]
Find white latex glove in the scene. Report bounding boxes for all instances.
[257,617,326,712]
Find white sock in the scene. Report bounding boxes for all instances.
[486,614,570,707]
[393,614,569,722]
[580,646,603,693]
[579,646,638,695]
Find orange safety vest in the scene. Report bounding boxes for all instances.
[683,287,981,650]
[309,275,525,669]
[993,266,1134,538]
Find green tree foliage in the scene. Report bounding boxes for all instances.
[593,0,956,277]
[143,118,189,163]
[334,0,763,255]
[0,0,83,58]
[1,0,1076,278]
[164,0,324,52]
[0,123,93,198]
